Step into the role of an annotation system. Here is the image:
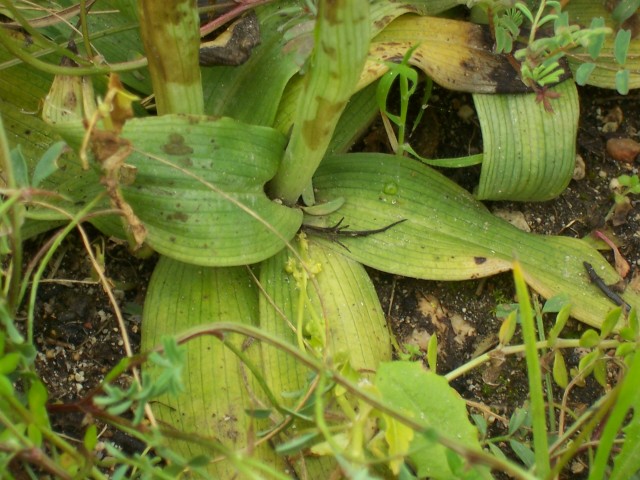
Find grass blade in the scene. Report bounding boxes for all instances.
[513,261,550,477]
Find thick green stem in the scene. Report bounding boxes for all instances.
[268,0,370,204]
[137,0,204,115]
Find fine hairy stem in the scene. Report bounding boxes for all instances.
[445,338,620,382]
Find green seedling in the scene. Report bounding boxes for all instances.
[480,0,614,108]
[614,173,640,203]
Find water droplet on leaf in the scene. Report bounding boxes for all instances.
[383,181,398,195]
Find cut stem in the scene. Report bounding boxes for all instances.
[137,0,204,115]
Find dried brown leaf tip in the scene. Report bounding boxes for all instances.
[101,74,139,133]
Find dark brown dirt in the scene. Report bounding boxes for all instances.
[27,83,640,476]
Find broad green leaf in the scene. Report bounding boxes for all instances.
[259,235,391,407]
[310,153,640,328]
[474,80,579,200]
[259,235,391,477]
[375,361,489,479]
[0,28,104,237]
[141,256,283,476]
[54,115,301,266]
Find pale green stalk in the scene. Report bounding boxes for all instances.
[137,0,204,115]
[445,338,621,382]
[0,115,23,316]
[513,261,551,478]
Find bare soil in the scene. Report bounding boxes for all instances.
[26,84,640,476]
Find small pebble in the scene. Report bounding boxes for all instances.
[572,154,586,180]
[606,138,640,164]
[457,104,475,123]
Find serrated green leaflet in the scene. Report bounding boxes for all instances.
[56,114,301,266]
[309,153,640,328]
[474,80,579,201]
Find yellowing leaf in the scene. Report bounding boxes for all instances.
[383,413,415,475]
